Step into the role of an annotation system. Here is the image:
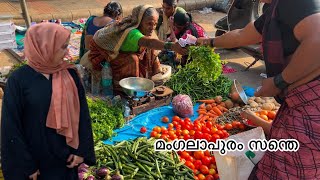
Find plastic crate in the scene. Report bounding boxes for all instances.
[0,23,15,33]
[0,40,17,50]
[0,31,15,41]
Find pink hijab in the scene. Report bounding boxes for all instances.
[24,23,80,149]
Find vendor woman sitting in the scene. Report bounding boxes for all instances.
[79,1,123,59]
[88,5,187,93]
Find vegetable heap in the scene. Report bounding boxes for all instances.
[166,46,232,102]
[86,97,125,143]
[92,138,194,180]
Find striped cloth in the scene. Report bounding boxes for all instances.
[251,79,320,179]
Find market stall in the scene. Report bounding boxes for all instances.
[74,46,279,180]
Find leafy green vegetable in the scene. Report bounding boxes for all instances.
[87,97,125,143]
[166,47,232,102]
[186,46,222,82]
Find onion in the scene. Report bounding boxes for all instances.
[172,94,193,118]
[96,167,109,177]
[86,175,95,180]
[111,171,124,180]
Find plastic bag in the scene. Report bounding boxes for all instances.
[214,127,266,180]
[172,94,193,118]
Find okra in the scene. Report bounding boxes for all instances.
[136,162,151,175]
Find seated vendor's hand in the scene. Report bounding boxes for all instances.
[172,42,188,56]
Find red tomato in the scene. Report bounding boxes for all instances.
[199,165,209,175]
[185,124,192,131]
[189,130,196,136]
[183,134,191,140]
[176,129,182,136]
[202,127,211,134]
[194,160,202,169]
[211,127,218,134]
[209,168,216,175]
[162,129,168,135]
[162,116,169,123]
[186,155,194,162]
[153,126,161,133]
[150,131,157,137]
[214,174,219,180]
[209,164,217,169]
[211,134,221,142]
[224,123,233,130]
[201,156,211,166]
[155,134,161,139]
[238,123,246,130]
[185,117,191,122]
[198,174,206,180]
[140,127,147,133]
[203,133,212,142]
[193,169,200,175]
[232,121,241,129]
[216,130,224,138]
[182,129,189,136]
[194,151,205,160]
[160,134,169,141]
[194,176,200,180]
[185,161,195,170]
[216,124,224,130]
[173,121,179,127]
[204,150,211,157]
[194,131,204,139]
[210,156,216,164]
[181,151,190,159]
[168,123,174,129]
[206,121,213,129]
[179,119,185,126]
[205,175,215,180]
[168,130,175,137]
[173,115,180,122]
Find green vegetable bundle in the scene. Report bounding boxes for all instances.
[94,138,194,180]
[186,46,222,82]
[166,46,232,102]
[87,97,125,143]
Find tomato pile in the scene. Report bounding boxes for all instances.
[150,115,248,180]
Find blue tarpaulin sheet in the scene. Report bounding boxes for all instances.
[103,103,200,145]
[103,86,255,145]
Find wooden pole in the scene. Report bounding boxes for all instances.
[20,0,31,28]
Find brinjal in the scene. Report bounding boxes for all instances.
[96,167,109,177]
[111,171,124,180]
[86,175,95,180]
[78,172,86,180]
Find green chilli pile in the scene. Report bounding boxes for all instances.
[166,46,232,102]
